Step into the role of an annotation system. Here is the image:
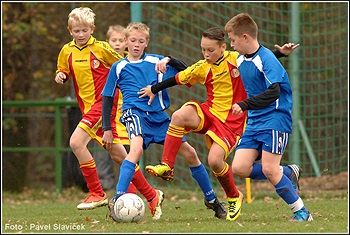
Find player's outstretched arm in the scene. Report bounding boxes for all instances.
[275,43,300,56]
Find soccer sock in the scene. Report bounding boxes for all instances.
[189,164,216,202]
[214,162,239,198]
[115,159,136,196]
[131,165,156,201]
[275,174,303,212]
[80,158,104,196]
[126,182,137,194]
[249,163,288,180]
[249,163,267,180]
[161,124,184,168]
[281,166,293,177]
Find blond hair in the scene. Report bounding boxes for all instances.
[68,7,95,29]
[106,25,127,40]
[126,22,150,39]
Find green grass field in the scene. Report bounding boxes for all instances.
[2,187,348,233]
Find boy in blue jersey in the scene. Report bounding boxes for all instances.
[101,22,227,221]
[225,13,313,222]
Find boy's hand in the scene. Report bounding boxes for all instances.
[232,103,244,116]
[155,57,171,74]
[55,72,67,84]
[138,85,156,105]
[102,130,114,152]
[275,43,300,56]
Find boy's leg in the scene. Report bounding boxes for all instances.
[146,104,199,181]
[145,123,184,181]
[71,127,107,210]
[132,165,164,220]
[77,158,108,209]
[214,162,243,221]
[108,159,136,222]
[190,163,227,219]
[249,163,303,194]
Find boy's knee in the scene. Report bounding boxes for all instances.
[69,138,79,151]
[231,163,248,177]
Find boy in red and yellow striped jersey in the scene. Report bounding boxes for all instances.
[54,7,163,220]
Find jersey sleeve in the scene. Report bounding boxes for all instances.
[176,60,207,87]
[102,62,119,97]
[96,41,123,68]
[262,51,286,86]
[56,43,71,77]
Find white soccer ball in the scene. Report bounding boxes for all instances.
[114,193,145,222]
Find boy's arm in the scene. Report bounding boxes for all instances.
[237,83,280,111]
[139,55,187,104]
[273,43,300,58]
[145,55,186,94]
[102,96,114,131]
[156,56,188,74]
[138,77,178,105]
[151,76,178,94]
[167,56,188,72]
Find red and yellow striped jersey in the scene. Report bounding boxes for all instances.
[56,35,123,114]
[56,36,128,143]
[176,51,247,134]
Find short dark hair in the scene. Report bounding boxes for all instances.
[202,27,226,45]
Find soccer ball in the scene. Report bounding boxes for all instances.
[114,193,145,222]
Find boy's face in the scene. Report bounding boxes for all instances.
[227,31,245,55]
[68,23,95,47]
[200,37,226,64]
[107,31,127,56]
[126,30,149,60]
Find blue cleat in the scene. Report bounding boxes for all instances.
[289,209,313,222]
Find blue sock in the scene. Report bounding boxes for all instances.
[249,163,267,180]
[249,163,293,180]
[115,159,136,197]
[189,164,215,202]
[275,175,299,204]
[282,166,292,177]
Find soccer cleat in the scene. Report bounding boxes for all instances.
[226,190,244,221]
[77,192,108,210]
[289,209,313,222]
[288,164,302,195]
[107,196,123,222]
[147,189,165,220]
[204,197,227,219]
[145,162,174,181]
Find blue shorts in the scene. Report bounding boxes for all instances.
[121,108,186,150]
[236,129,290,160]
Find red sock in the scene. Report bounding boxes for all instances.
[131,165,156,201]
[214,162,239,198]
[126,182,137,194]
[80,159,104,196]
[162,124,184,168]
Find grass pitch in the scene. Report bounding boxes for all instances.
[2,187,348,233]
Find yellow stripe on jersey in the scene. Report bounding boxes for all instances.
[176,51,247,124]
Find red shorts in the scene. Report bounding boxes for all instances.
[78,93,129,147]
[182,101,246,158]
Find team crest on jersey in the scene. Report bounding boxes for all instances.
[91,60,100,69]
[231,68,240,78]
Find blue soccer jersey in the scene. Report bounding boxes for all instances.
[102,53,178,112]
[236,45,293,133]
